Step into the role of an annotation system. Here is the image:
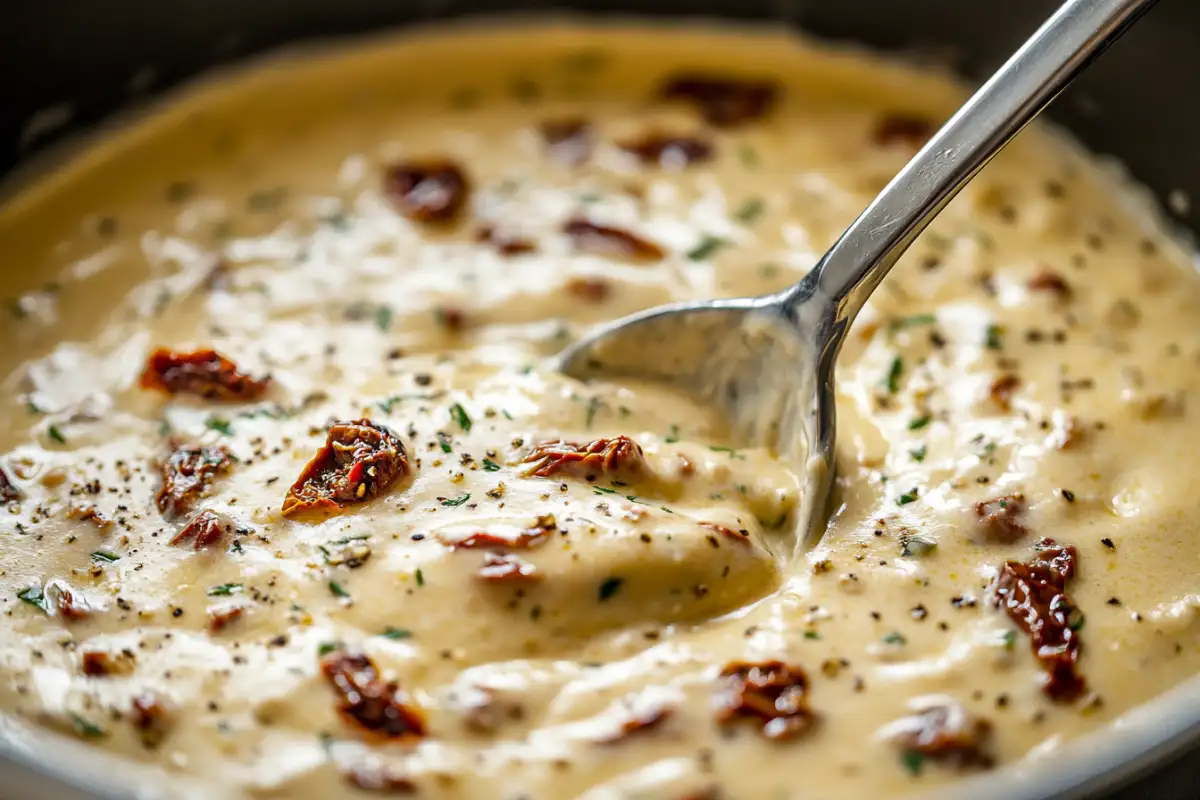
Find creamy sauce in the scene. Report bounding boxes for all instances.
[0,23,1197,800]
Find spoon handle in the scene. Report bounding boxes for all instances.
[800,0,1159,328]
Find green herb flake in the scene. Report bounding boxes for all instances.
[317,641,342,657]
[709,445,745,460]
[449,402,472,433]
[908,415,932,431]
[415,568,425,587]
[734,197,765,224]
[374,305,394,332]
[207,583,243,597]
[985,323,1004,350]
[440,494,470,507]
[69,713,106,739]
[25,400,43,415]
[584,396,602,429]
[598,577,624,602]
[593,486,619,496]
[1067,607,1086,632]
[884,356,904,394]
[909,445,927,463]
[328,580,350,599]
[437,431,453,453]
[47,425,67,445]
[804,630,821,640]
[1001,629,1017,650]
[897,489,920,506]
[382,626,413,640]
[90,551,120,563]
[664,424,680,444]
[17,586,46,612]
[481,458,502,472]
[900,749,926,776]
[205,416,234,436]
[687,235,726,261]
[890,313,937,332]
[882,631,908,645]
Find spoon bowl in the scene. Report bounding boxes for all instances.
[558,0,1159,552]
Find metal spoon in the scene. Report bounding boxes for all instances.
[557,0,1159,552]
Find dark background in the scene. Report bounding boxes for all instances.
[0,1,1197,798]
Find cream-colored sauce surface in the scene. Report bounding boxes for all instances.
[0,23,1197,800]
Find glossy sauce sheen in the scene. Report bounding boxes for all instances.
[0,24,1197,800]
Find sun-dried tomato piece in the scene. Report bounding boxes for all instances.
[207,604,244,632]
[618,133,714,168]
[523,436,647,481]
[565,276,611,302]
[321,651,426,741]
[882,698,994,770]
[345,764,417,794]
[156,444,232,518]
[660,74,778,127]
[383,160,469,224]
[540,118,593,166]
[130,692,170,747]
[1051,415,1087,451]
[714,660,816,740]
[81,650,135,677]
[975,493,1028,543]
[594,701,673,744]
[699,522,751,545]
[67,504,112,531]
[991,539,1085,701]
[1028,270,1072,299]
[45,580,91,620]
[139,348,270,402]
[0,468,22,503]
[477,552,541,583]
[476,224,537,256]
[282,420,409,517]
[989,374,1021,411]
[874,114,935,148]
[443,516,554,550]
[170,509,227,550]
[563,218,665,263]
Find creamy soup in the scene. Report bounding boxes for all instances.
[0,23,1197,800]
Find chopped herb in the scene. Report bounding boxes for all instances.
[374,305,394,332]
[449,403,472,432]
[205,416,234,436]
[382,626,412,640]
[618,405,631,418]
[909,445,927,463]
[47,425,67,445]
[593,486,619,496]
[1001,629,1017,650]
[709,445,744,460]
[328,580,350,599]
[884,356,904,394]
[441,494,470,507]
[584,396,602,429]
[317,641,341,656]
[90,551,119,563]
[660,506,675,514]
[321,210,350,231]
[900,749,926,776]
[664,424,680,444]
[17,586,46,612]
[882,631,907,645]
[890,313,937,332]
[207,583,243,596]
[415,568,425,587]
[501,409,515,421]
[908,415,932,431]
[985,323,1004,350]
[69,713,106,739]
[804,630,821,640]
[734,197,765,224]
[598,577,624,602]
[1067,606,1086,631]
[437,431,453,453]
[897,489,920,506]
[687,235,726,261]
[482,458,502,472]
[25,400,43,415]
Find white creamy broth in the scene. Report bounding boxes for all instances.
[0,23,1197,800]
